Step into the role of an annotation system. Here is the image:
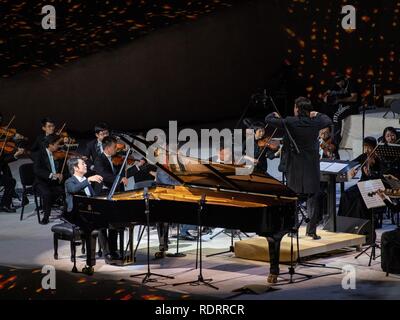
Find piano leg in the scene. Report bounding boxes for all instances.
[266,233,284,283]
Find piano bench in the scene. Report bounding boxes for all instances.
[51,223,85,261]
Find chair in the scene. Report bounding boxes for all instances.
[19,163,41,222]
[51,221,93,273]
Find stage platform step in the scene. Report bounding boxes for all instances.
[234,227,366,262]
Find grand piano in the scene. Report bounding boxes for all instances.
[72,136,297,280]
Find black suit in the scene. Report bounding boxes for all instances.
[266,112,332,234]
[82,139,103,171]
[30,133,47,153]
[33,148,64,220]
[93,152,138,256]
[0,153,17,208]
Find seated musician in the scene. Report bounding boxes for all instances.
[64,157,103,270]
[93,136,140,263]
[0,147,25,212]
[33,134,65,225]
[379,127,400,178]
[323,73,359,145]
[253,127,280,175]
[64,157,103,212]
[319,126,339,160]
[338,137,382,220]
[82,122,110,172]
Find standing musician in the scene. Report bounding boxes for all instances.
[83,122,110,172]
[265,96,332,240]
[323,73,359,145]
[338,137,382,219]
[32,134,65,225]
[0,147,25,212]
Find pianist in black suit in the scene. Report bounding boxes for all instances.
[65,157,103,212]
[265,97,332,239]
[33,134,65,225]
[64,157,103,269]
[82,122,110,172]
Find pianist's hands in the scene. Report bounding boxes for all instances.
[88,175,103,184]
[120,177,129,186]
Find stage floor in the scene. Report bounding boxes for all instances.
[235,228,366,262]
[1,159,399,300]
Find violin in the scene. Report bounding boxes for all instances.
[257,137,280,151]
[368,189,400,198]
[52,150,83,161]
[320,138,336,159]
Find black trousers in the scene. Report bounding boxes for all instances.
[0,174,16,208]
[98,228,118,255]
[157,222,169,251]
[34,182,64,219]
[306,193,321,235]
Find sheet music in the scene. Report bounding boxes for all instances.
[325,162,348,173]
[320,162,333,171]
[357,179,386,209]
[320,161,348,173]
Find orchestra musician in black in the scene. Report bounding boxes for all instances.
[265,96,332,239]
[0,147,25,212]
[322,73,359,145]
[379,127,400,178]
[92,135,143,263]
[338,137,382,220]
[32,134,65,225]
[82,122,110,172]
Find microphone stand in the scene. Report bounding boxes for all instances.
[130,187,174,283]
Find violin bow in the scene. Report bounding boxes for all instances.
[256,127,278,162]
[60,143,71,180]
[56,122,66,136]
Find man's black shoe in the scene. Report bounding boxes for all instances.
[306,233,321,240]
[105,253,121,265]
[40,217,50,225]
[0,206,16,213]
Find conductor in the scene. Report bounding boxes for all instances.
[265,97,332,239]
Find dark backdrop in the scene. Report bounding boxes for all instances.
[0,0,287,139]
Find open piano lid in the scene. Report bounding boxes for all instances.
[119,134,296,199]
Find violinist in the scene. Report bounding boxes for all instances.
[379,127,400,178]
[338,137,382,219]
[0,147,25,212]
[32,134,65,225]
[319,126,338,160]
[253,127,280,174]
[83,122,110,172]
[30,118,69,153]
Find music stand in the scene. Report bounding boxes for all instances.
[173,195,218,290]
[355,179,386,266]
[130,188,174,283]
[375,143,400,161]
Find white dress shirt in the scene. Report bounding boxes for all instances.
[75,175,92,197]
